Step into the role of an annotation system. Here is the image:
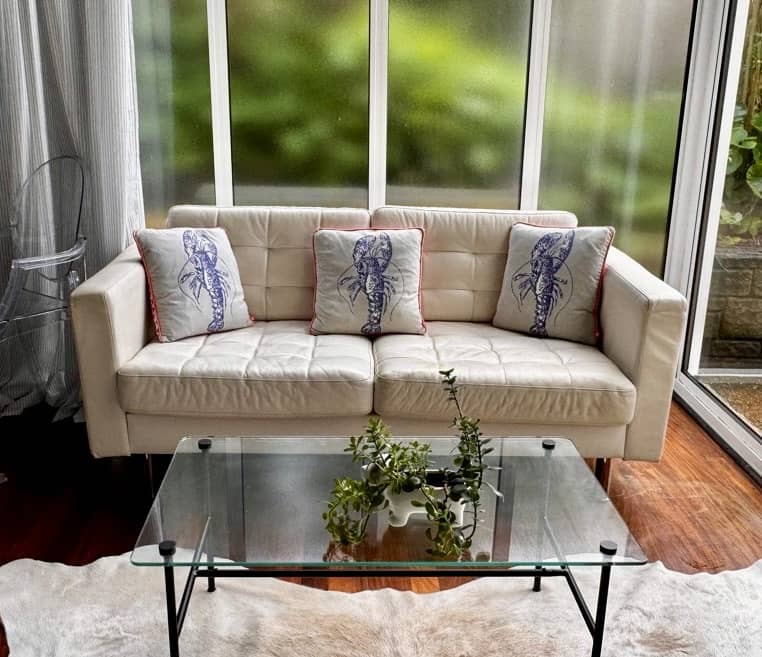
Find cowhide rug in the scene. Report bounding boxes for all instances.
[0,553,759,656]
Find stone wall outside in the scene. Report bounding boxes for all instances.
[703,246,762,368]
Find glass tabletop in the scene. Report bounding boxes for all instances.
[132,436,647,569]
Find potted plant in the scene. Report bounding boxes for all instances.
[323,369,498,559]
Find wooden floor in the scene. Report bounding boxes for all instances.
[0,402,760,599]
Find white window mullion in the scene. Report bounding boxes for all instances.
[520,0,553,211]
[207,0,234,206]
[663,0,730,299]
[368,0,389,211]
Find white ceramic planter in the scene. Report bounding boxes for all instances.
[384,475,466,528]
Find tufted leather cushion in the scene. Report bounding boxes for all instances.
[373,322,636,425]
[117,321,373,417]
[371,207,577,321]
[167,206,371,320]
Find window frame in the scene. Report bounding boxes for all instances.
[664,0,762,479]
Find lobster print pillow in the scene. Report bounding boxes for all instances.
[311,228,425,336]
[134,227,253,342]
[492,224,615,345]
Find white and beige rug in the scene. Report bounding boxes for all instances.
[0,553,759,657]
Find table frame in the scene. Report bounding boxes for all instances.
[158,538,617,657]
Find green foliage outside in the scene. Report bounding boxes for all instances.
[137,1,686,273]
[719,1,762,247]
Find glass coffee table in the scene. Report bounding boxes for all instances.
[132,436,646,657]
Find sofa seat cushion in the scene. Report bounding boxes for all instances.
[373,322,636,425]
[118,321,373,417]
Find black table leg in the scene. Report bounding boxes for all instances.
[590,540,617,657]
[534,439,556,593]
[208,558,216,593]
[160,540,180,657]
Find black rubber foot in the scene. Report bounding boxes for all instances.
[600,540,618,555]
[198,438,212,451]
[542,438,556,450]
[159,539,176,556]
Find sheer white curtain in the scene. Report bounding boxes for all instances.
[0,0,144,416]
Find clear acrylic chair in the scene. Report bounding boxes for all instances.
[0,155,87,418]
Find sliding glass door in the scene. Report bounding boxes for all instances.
[668,0,762,478]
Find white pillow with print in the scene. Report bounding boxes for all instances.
[134,227,253,342]
[493,224,614,345]
[311,228,425,336]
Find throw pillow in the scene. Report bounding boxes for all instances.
[492,224,614,345]
[134,227,253,342]
[311,228,425,336]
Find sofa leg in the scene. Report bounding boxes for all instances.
[594,458,612,492]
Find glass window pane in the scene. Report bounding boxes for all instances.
[386,0,531,209]
[227,0,369,207]
[133,0,215,228]
[697,1,762,433]
[539,0,693,274]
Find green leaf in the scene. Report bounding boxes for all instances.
[746,163,762,198]
[727,147,744,175]
[751,112,762,132]
[731,126,757,149]
[719,207,743,225]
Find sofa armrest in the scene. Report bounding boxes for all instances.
[71,244,149,457]
[599,247,688,461]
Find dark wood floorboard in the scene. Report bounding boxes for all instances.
[609,402,762,574]
[1,401,760,598]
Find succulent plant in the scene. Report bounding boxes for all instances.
[323,369,495,559]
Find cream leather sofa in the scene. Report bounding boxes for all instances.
[71,205,687,463]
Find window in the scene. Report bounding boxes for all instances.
[386,0,531,208]
[132,0,694,274]
[133,0,215,228]
[227,0,369,207]
[539,0,694,275]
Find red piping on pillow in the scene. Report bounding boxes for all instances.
[309,228,319,336]
[415,227,426,334]
[592,227,616,346]
[309,226,426,336]
[133,230,167,343]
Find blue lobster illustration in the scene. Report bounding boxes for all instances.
[178,230,230,332]
[338,232,401,335]
[511,231,574,336]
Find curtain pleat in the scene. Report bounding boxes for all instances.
[0,0,144,417]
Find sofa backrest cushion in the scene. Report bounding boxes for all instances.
[167,206,370,320]
[371,206,578,321]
